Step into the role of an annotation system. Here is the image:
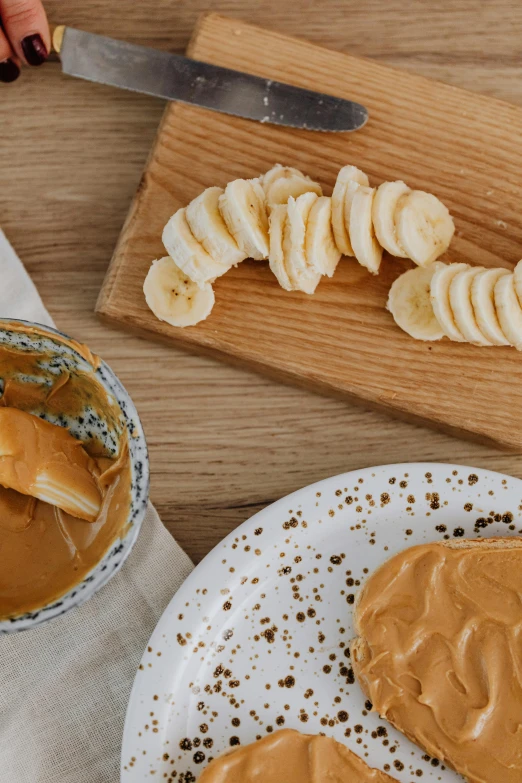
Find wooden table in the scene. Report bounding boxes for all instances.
[2,0,522,563]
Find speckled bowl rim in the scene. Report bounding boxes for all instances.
[0,319,150,634]
[121,461,522,782]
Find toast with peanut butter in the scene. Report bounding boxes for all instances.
[351,537,522,783]
[198,728,399,782]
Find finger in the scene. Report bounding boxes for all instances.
[0,25,20,82]
[0,0,50,66]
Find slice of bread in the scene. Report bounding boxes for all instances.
[198,728,399,782]
[351,537,522,783]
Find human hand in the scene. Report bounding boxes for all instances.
[0,0,50,83]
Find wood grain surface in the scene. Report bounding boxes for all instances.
[3,1,522,562]
[98,13,522,451]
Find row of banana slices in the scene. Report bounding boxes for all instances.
[269,165,454,292]
[143,164,455,327]
[388,259,522,349]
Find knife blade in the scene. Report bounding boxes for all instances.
[52,26,368,133]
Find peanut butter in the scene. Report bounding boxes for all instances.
[0,324,132,620]
[0,408,102,521]
[198,729,398,782]
[352,539,522,783]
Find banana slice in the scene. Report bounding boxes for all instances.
[286,193,320,276]
[494,273,522,350]
[449,266,493,346]
[282,195,321,294]
[513,259,522,307]
[268,204,292,291]
[387,262,445,340]
[331,165,369,256]
[143,256,215,328]
[218,179,269,260]
[471,267,510,346]
[268,201,321,294]
[395,190,455,266]
[349,186,383,274]
[162,208,227,286]
[186,187,246,268]
[265,175,322,210]
[262,164,322,210]
[430,262,469,342]
[372,181,411,257]
[305,196,341,277]
[262,164,305,191]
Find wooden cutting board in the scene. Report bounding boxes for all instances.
[97,13,522,451]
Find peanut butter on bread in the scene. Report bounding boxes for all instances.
[351,538,522,783]
[198,729,399,783]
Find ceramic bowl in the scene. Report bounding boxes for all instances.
[0,319,149,633]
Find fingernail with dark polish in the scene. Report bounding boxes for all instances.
[0,59,20,83]
[21,34,48,66]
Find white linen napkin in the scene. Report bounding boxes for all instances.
[0,229,194,783]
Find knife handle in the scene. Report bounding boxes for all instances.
[50,24,66,55]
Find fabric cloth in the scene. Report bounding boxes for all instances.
[0,229,194,782]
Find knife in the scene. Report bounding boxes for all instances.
[52,26,368,133]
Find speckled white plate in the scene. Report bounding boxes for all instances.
[122,463,522,783]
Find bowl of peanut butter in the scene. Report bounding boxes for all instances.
[0,319,149,633]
